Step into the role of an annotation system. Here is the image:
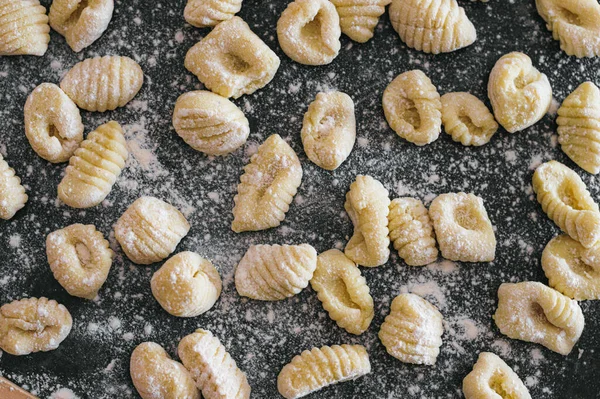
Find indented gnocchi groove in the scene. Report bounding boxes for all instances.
[0,0,50,56]
[462,352,532,399]
[184,0,242,28]
[441,92,498,146]
[330,0,391,43]
[0,154,28,220]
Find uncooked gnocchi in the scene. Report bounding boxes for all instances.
[462,352,531,399]
[330,0,391,43]
[441,92,498,146]
[0,155,28,220]
[184,0,242,28]
[0,0,50,56]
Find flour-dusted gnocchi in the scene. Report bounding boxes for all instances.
[277,344,370,399]
[488,52,552,133]
[277,0,341,65]
[232,134,302,232]
[184,0,242,28]
[178,329,251,399]
[462,352,531,399]
[378,293,444,365]
[389,0,476,54]
[172,90,250,156]
[60,55,144,112]
[388,198,438,266]
[441,92,498,146]
[151,252,222,317]
[0,155,28,220]
[310,249,374,335]
[115,197,191,265]
[131,342,200,399]
[532,160,600,248]
[330,0,391,43]
[185,16,280,99]
[383,70,442,146]
[345,175,390,267]
[301,91,356,170]
[24,83,84,163]
[0,297,72,356]
[58,121,128,208]
[49,0,114,52]
[46,224,113,300]
[557,82,600,174]
[0,0,50,56]
[235,244,317,301]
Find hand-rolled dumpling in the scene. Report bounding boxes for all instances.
[0,155,28,220]
[462,352,531,399]
[330,0,392,43]
[184,0,242,28]
[0,0,50,56]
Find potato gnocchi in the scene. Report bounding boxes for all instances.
[0,155,28,220]
[0,0,50,56]
[330,0,392,43]
[184,0,242,28]
[441,92,498,146]
[462,352,531,399]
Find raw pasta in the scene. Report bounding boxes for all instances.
[49,0,114,52]
[487,52,552,133]
[0,0,50,56]
[130,342,200,399]
[301,91,356,170]
[382,70,442,146]
[185,16,280,99]
[276,0,341,66]
[532,160,600,248]
[172,90,250,156]
[235,244,317,301]
[378,293,444,365]
[58,121,128,208]
[178,329,251,399]
[151,251,222,317]
[330,0,392,43]
[429,192,496,262]
[231,134,302,232]
[24,83,84,163]
[389,0,476,54]
[388,198,438,266]
[310,249,374,335]
[184,0,242,28]
[0,155,28,220]
[462,352,531,399]
[344,175,390,267]
[277,344,370,399]
[0,297,72,356]
[46,224,114,300]
[115,197,190,265]
[493,281,584,355]
[440,92,498,146]
[60,55,144,112]
[557,81,600,174]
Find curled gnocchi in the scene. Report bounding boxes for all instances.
[0,155,28,220]
[441,92,498,146]
[184,0,242,28]
[330,0,391,43]
[462,352,531,399]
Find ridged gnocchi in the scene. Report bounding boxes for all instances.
[330,0,392,43]
[184,0,242,28]
[0,155,28,220]
[441,92,498,146]
[462,352,531,399]
[0,0,50,56]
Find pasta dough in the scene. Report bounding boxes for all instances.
[277,344,370,399]
[184,0,242,28]
[0,0,50,56]
[441,92,498,146]
[383,70,442,146]
[462,352,531,399]
[310,249,374,335]
[0,155,28,220]
[235,244,317,301]
[172,90,250,156]
[301,91,356,170]
[276,0,341,65]
[185,16,280,99]
[330,0,392,43]
[493,281,584,355]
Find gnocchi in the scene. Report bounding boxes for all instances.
[0,155,28,220]
[184,0,242,28]
[441,92,498,146]
[330,0,392,43]
[0,0,50,56]
[462,352,531,399]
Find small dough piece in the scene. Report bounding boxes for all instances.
[383,70,442,146]
[277,344,370,399]
[462,352,532,399]
[178,329,251,399]
[0,155,28,220]
[378,293,444,365]
[0,0,50,56]
[172,90,250,156]
[301,91,356,170]
[115,196,191,265]
[46,224,114,299]
[429,192,496,263]
[60,55,144,112]
[235,244,317,301]
[441,92,498,146]
[151,252,222,317]
[388,198,438,266]
[185,16,280,99]
[487,52,552,133]
[184,0,242,28]
[0,297,72,356]
[532,160,600,248]
[131,342,200,399]
[232,134,302,233]
[24,83,84,163]
[276,0,341,66]
[58,121,128,208]
[345,175,390,267]
[389,0,476,54]
[557,82,600,174]
[494,281,584,355]
[330,0,392,43]
[49,0,114,52]
[310,249,374,335]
